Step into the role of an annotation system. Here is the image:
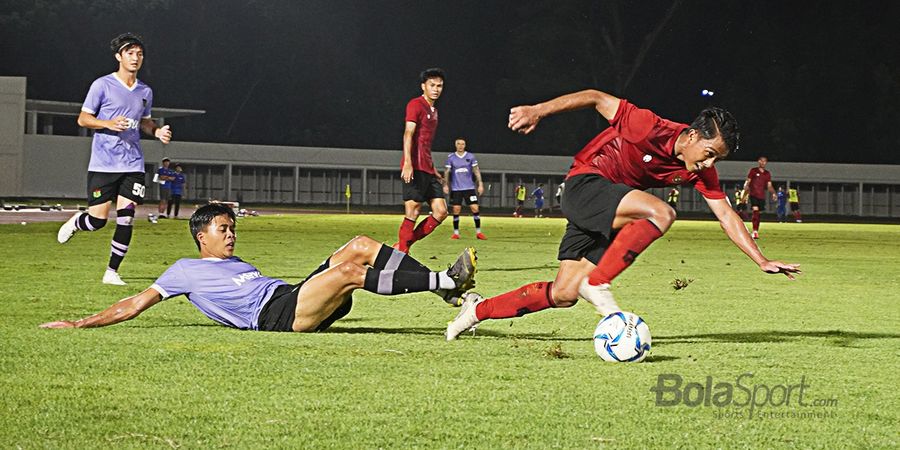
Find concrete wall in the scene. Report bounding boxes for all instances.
[0,77,26,196]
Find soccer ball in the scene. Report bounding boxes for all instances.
[593,312,652,363]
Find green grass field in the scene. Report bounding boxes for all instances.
[1,214,897,448]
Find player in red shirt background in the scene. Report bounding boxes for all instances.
[395,68,450,256]
[742,156,777,239]
[447,89,801,340]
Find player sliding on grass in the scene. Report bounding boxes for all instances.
[42,203,476,332]
[447,89,801,340]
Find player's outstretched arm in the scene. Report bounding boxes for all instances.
[77,111,129,132]
[39,288,163,329]
[706,197,801,280]
[508,89,620,135]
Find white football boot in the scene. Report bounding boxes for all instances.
[102,270,127,286]
[446,292,484,341]
[578,278,622,316]
[57,212,83,243]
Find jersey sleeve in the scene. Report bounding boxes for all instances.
[142,87,153,119]
[81,79,105,115]
[609,100,659,144]
[405,99,421,124]
[471,155,478,167]
[693,168,726,200]
[445,153,452,168]
[150,261,189,300]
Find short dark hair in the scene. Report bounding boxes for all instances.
[420,68,445,83]
[688,107,739,155]
[110,32,144,54]
[189,203,236,250]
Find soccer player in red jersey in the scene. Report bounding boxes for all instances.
[742,156,777,239]
[447,89,801,340]
[395,68,448,254]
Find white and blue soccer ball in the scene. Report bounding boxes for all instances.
[593,311,652,363]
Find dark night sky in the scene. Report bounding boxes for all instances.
[2,0,899,164]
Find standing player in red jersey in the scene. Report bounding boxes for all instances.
[395,68,449,254]
[447,89,801,340]
[742,156,777,239]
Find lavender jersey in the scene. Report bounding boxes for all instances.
[445,152,478,192]
[151,257,288,330]
[81,73,153,173]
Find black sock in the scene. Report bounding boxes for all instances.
[107,208,134,272]
[76,214,107,231]
[363,268,436,295]
[473,214,481,229]
[372,244,430,273]
[453,215,460,233]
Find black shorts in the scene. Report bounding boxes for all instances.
[790,202,800,212]
[403,170,444,202]
[736,203,747,211]
[257,259,354,332]
[86,171,147,206]
[558,174,633,264]
[159,187,171,200]
[749,196,766,209]
[450,189,479,206]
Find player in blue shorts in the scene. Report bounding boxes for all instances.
[443,137,487,240]
[40,203,478,332]
[531,184,545,217]
[56,33,172,285]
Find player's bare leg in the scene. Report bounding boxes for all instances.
[581,190,673,310]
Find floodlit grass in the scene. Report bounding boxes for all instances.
[1,214,897,448]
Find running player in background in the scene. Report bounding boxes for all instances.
[57,33,172,286]
[532,184,545,217]
[513,184,526,217]
[666,187,679,210]
[167,163,186,218]
[444,137,487,240]
[788,186,803,222]
[448,88,800,340]
[42,203,477,331]
[742,156,777,239]
[734,187,749,220]
[775,186,787,222]
[395,68,448,253]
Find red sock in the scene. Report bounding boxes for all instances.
[397,218,415,252]
[475,282,554,320]
[752,210,760,231]
[411,215,441,243]
[793,211,802,221]
[587,219,663,286]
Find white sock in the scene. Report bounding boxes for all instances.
[438,271,456,289]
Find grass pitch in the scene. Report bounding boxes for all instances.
[1,214,897,448]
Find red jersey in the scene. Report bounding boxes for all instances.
[745,167,771,199]
[566,100,725,200]
[403,96,438,175]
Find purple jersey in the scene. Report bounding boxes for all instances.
[445,152,479,192]
[81,73,153,173]
[150,257,288,330]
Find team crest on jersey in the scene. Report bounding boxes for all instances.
[92,189,102,198]
[672,175,683,184]
[642,154,652,163]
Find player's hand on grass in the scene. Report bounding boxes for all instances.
[155,125,172,144]
[508,105,541,134]
[106,116,130,132]
[39,320,76,329]
[401,165,414,183]
[760,260,801,280]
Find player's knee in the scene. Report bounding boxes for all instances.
[346,235,377,254]
[651,204,676,231]
[550,284,579,307]
[291,317,321,332]
[335,261,367,282]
